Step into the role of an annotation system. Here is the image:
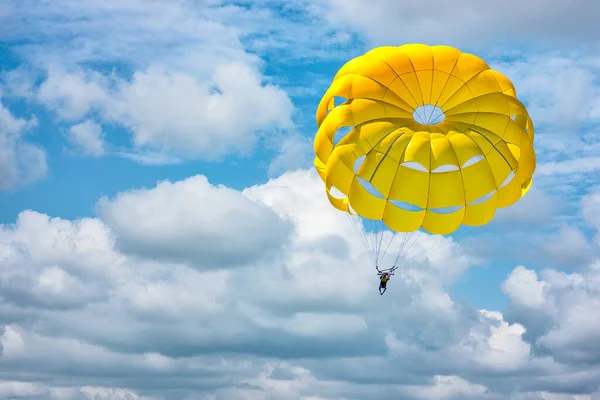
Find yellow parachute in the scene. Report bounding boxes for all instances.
[314,44,536,270]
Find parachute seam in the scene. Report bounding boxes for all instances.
[367,134,403,183]
[469,123,517,168]
[371,56,421,110]
[470,128,516,173]
[359,122,412,152]
[433,53,461,108]
[385,134,415,207]
[421,133,433,231]
[447,111,516,144]
[464,129,514,200]
[443,93,512,115]
[343,74,416,113]
[456,132,501,198]
[405,54,424,107]
[445,130,470,219]
[425,49,436,123]
[369,74,416,112]
[437,70,482,110]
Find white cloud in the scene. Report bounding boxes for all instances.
[496,55,600,127]
[582,189,600,232]
[455,309,532,372]
[35,63,294,162]
[3,168,599,398]
[268,134,313,177]
[6,0,257,72]
[96,175,294,268]
[0,326,26,359]
[537,225,594,265]
[4,0,299,167]
[67,120,106,157]
[478,194,594,266]
[404,375,489,400]
[0,100,46,191]
[318,0,600,46]
[502,266,546,309]
[112,64,294,159]
[491,187,559,227]
[0,380,49,399]
[0,211,121,309]
[538,157,600,177]
[503,262,600,365]
[491,55,600,196]
[37,66,111,121]
[117,150,183,166]
[0,379,153,400]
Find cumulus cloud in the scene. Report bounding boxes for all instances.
[35,63,294,162]
[503,262,600,365]
[454,310,532,372]
[115,64,293,158]
[502,266,546,309]
[96,175,294,268]
[0,100,46,191]
[0,211,120,309]
[37,66,111,121]
[66,120,107,157]
[2,169,600,399]
[404,375,489,400]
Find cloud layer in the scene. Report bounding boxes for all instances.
[1,170,600,399]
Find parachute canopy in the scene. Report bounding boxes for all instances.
[314,44,536,237]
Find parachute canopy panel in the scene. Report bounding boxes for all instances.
[314,44,536,236]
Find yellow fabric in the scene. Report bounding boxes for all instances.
[314,44,536,235]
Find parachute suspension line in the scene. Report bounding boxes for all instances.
[392,230,422,268]
[393,233,408,262]
[393,225,476,270]
[396,232,415,264]
[349,214,475,273]
[346,212,475,273]
[380,230,397,264]
[369,219,391,268]
[346,213,373,264]
[347,214,394,268]
[369,223,379,260]
[349,214,378,266]
[391,235,407,268]
[374,225,386,267]
[365,219,377,264]
[347,212,402,271]
[363,133,405,269]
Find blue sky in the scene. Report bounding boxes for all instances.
[1,0,600,399]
